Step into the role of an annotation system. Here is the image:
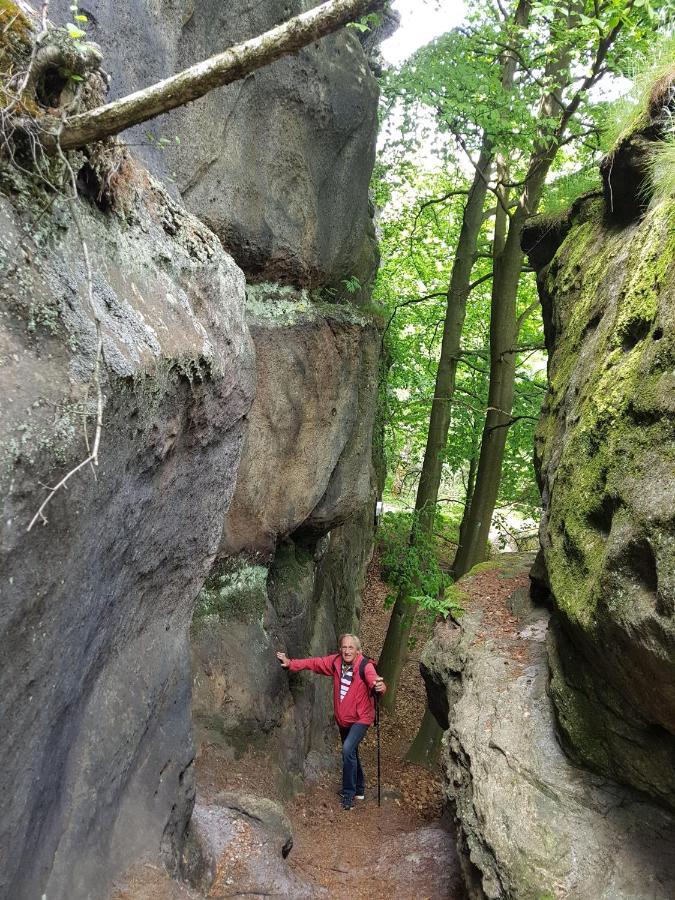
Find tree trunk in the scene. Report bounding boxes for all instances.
[456,443,478,555]
[41,0,383,151]
[378,0,532,712]
[451,6,586,579]
[405,706,444,768]
[377,145,492,711]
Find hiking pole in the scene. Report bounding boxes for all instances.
[375,693,381,807]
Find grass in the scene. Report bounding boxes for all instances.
[648,133,675,202]
[601,32,675,151]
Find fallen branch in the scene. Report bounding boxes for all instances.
[43,0,383,151]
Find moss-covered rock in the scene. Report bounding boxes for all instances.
[528,187,675,808]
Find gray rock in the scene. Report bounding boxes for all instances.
[524,188,675,807]
[50,0,380,289]
[0,162,255,899]
[221,288,380,557]
[182,798,323,898]
[191,504,377,783]
[421,557,675,900]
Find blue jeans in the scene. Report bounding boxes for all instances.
[339,723,368,799]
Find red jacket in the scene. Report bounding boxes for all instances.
[288,653,382,727]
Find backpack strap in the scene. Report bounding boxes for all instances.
[359,656,377,682]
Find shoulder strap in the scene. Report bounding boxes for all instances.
[359,656,377,681]
[332,653,341,673]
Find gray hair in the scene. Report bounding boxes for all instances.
[338,633,362,652]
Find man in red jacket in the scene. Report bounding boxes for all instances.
[277,634,386,810]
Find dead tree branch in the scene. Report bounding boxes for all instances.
[43,0,384,151]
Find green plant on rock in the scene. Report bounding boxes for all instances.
[194,561,268,623]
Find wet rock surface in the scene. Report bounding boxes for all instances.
[422,556,675,900]
[0,162,254,899]
[50,0,380,289]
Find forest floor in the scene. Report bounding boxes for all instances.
[113,550,466,899]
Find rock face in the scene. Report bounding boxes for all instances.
[523,183,675,806]
[421,558,675,900]
[51,0,380,290]
[222,287,380,556]
[191,476,379,784]
[0,161,255,899]
[191,286,381,780]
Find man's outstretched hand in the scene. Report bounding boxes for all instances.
[276,651,291,668]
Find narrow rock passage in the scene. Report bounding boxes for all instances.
[284,551,464,898]
[112,552,464,899]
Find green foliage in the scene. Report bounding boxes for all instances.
[194,561,268,622]
[347,12,383,33]
[649,133,675,201]
[342,274,362,294]
[378,511,463,619]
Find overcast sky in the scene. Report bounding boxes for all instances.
[380,0,467,65]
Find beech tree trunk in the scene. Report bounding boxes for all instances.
[42,0,383,151]
[378,0,532,713]
[451,0,621,578]
[376,144,492,711]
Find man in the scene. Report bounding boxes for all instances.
[276,634,386,810]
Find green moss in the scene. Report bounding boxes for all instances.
[194,560,268,623]
[0,1,36,112]
[245,281,375,328]
[540,199,675,626]
[466,560,500,577]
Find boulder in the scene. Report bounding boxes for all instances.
[421,558,675,900]
[180,797,322,898]
[0,159,255,899]
[50,0,380,289]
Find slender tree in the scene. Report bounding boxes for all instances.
[378,0,532,712]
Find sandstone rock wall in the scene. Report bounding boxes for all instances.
[51,0,380,290]
[0,162,255,899]
[421,558,675,900]
[523,187,675,808]
[1,5,383,896]
[191,291,381,782]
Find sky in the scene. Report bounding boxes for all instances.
[380,0,467,65]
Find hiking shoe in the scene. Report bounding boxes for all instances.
[341,795,353,810]
[355,793,365,800]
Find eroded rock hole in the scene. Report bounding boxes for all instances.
[653,327,664,341]
[76,163,112,212]
[621,316,651,351]
[35,65,70,108]
[621,537,658,595]
[587,494,619,537]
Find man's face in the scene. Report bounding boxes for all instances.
[340,639,358,665]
